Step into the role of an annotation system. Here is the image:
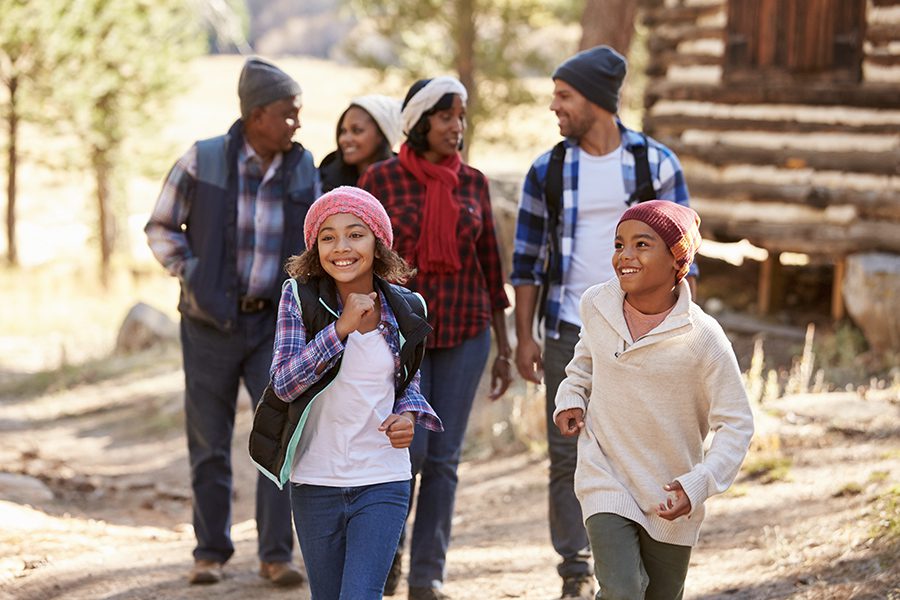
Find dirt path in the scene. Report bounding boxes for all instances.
[1,360,898,600]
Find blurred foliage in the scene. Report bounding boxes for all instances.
[0,0,204,278]
[344,0,581,149]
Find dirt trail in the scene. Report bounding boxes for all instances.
[0,360,898,600]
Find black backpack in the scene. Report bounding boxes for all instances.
[536,137,656,324]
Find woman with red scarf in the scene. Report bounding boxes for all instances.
[359,77,512,600]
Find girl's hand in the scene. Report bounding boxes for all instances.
[656,481,691,521]
[554,408,585,437]
[335,292,378,339]
[489,355,513,400]
[379,412,415,448]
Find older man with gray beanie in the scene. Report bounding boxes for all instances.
[510,45,696,600]
[145,56,317,588]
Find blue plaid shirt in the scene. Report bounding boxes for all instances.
[270,280,443,432]
[510,121,697,340]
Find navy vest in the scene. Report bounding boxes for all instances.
[178,119,317,331]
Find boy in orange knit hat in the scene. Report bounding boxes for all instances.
[554,200,754,600]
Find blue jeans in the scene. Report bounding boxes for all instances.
[181,311,294,564]
[404,327,491,588]
[544,321,592,578]
[291,481,410,600]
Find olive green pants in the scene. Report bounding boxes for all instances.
[586,513,692,600]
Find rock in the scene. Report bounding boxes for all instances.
[115,302,178,354]
[843,253,900,353]
[0,472,54,505]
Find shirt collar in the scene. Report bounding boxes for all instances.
[241,140,283,184]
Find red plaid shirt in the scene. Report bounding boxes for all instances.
[359,157,510,349]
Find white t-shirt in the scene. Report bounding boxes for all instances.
[559,146,628,326]
[290,326,411,486]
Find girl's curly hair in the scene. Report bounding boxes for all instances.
[284,238,416,284]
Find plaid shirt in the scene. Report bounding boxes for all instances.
[270,281,443,432]
[359,157,510,349]
[146,141,288,297]
[511,121,697,340]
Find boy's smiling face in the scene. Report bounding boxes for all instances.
[613,219,680,297]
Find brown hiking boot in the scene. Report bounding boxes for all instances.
[259,561,305,587]
[560,575,594,599]
[188,559,223,585]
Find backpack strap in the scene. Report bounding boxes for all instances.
[538,141,567,325]
[627,133,657,206]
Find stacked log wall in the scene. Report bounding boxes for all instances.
[641,0,900,259]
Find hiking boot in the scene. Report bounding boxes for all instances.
[560,574,594,599]
[259,561,305,587]
[408,585,450,600]
[188,559,223,585]
[384,551,402,595]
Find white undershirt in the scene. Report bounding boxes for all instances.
[290,328,411,486]
[559,145,628,326]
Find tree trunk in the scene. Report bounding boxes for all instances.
[454,0,477,160]
[5,76,19,267]
[579,0,638,55]
[92,145,115,287]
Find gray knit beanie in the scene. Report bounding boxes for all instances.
[552,45,627,114]
[238,57,302,119]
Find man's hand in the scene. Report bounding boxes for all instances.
[515,336,543,384]
[656,480,691,521]
[489,356,513,401]
[335,292,377,339]
[554,408,584,437]
[379,412,415,449]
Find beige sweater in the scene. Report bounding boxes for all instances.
[554,279,754,547]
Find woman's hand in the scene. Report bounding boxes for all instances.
[489,355,513,400]
[379,412,415,448]
[334,292,377,340]
[656,481,691,521]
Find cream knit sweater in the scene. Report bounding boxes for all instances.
[554,279,754,547]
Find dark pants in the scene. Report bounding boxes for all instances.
[544,321,592,578]
[586,513,691,600]
[403,327,491,588]
[181,310,294,564]
[292,481,410,600]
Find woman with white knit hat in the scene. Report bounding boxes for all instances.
[359,77,512,600]
[319,94,403,192]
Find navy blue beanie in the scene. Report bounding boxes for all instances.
[552,45,627,114]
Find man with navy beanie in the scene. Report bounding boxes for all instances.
[510,45,697,599]
[146,57,317,587]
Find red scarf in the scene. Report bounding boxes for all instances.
[398,143,462,273]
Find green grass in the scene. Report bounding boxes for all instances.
[742,454,793,484]
[871,485,900,542]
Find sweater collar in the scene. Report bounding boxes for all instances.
[593,278,693,346]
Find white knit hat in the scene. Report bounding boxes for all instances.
[350,95,403,150]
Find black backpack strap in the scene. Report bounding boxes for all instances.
[627,133,657,206]
[538,141,567,324]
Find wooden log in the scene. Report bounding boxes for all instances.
[867,22,900,46]
[662,139,899,176]
[647,52,722,76]
[642,3,723,27]
[685,177,900,221]
[693,204,900,254]
[872,0,900,6]
[643,113,896,136]
[648,25,724,53]
[645,81,900,110]
[866,52,900,68]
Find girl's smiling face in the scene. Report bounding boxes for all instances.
[317,213,376,291]
[613,219,679,297]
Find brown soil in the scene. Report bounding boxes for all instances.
[0,350,898,600]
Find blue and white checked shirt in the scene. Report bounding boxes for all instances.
[510,121,697,340]
[270,281,443,432]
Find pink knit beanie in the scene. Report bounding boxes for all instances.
[303,186,393,250]
[618,200,701,282]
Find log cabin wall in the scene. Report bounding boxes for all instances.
[640,0,900,316]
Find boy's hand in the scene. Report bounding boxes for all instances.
[335,292,378,339]
[656,481,691,521]
[554,408,585,437]
[379,412,415,448]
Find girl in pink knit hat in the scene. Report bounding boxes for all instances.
[263,186,443,599]
[553,200,754,600]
